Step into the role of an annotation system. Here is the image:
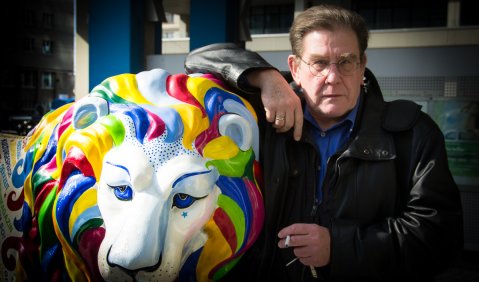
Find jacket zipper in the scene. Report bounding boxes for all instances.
[306,153,345,281]
[306,151,321,281]
[321,152,344,212]
[312,145,321,218]
[311,199,319,218]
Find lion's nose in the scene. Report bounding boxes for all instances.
[107,193,165,270]
[107,246,163,273]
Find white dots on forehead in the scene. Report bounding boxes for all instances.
[120,115,200,172]
[143,137,199,171]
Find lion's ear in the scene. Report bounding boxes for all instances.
[218,114,253,151]
[72,96,109,129]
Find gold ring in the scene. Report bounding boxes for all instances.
[275,116,285,121]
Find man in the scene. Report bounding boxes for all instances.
[185,5,463,282]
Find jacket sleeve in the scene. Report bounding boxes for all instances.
[184,43,276,93]
[329,113,464,279]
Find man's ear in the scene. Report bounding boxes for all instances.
[362,53,368,65]
[288,55,302,87]
[360,53,368,75]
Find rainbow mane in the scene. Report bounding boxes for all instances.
[1,69,263,281]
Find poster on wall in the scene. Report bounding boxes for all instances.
[429,100,479,186]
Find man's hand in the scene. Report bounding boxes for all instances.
[278,223,331,267]
[247,69,303,141]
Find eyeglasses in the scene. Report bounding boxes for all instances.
[298,54,360,77]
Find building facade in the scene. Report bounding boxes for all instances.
[0,0,74,134]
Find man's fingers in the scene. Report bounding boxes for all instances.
[276,113,293,132]
[274,118,286,128]
[278,233,311,249]
[264,95,303,136]
[274,107,303,137]
[265,108,275,123]
[293,108,303,141]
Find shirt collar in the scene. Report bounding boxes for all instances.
[304,95,360,132]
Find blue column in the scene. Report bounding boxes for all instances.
[189,0,241,50]
[89,0,144,90]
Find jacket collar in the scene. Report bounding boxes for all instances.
[342,69,396,161]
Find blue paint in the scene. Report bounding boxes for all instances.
[89,0,144,90]
[190,0,240,50]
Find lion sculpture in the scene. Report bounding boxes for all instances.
[0,68,264,281]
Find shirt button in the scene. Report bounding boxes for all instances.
[320,132,326,137]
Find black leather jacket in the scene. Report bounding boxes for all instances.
[185,43,463,282]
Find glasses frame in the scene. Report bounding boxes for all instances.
[297,55,360,77]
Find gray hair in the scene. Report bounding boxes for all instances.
[289,4,369,62]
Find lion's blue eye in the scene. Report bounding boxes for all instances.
[172,193,196,209]
[108,185,133,201]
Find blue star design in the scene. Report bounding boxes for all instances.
[182,211,188,218]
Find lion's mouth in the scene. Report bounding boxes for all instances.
[106,246,163,278]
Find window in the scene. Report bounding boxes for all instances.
[249,4,294,34]
[43,12,53,28]
[461,0,479,26]
[165,12,175,23]
[23,9,35,26]
[41,72,54,89]
[163,31,174,38]
[21,71,36,88]
[351,0,448,29]
[250,7,264,34]
[1,70,15,88]
[23,38,35,53]
[42,40,53,55]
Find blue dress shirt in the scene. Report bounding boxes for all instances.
[304,99,359,203]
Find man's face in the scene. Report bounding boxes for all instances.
[289,28,367,129]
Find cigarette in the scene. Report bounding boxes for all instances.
[285,257,298,267]
[310,266,318,278]
[285,235,291,248]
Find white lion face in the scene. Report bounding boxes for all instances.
[0,70,263,282]
[97,140,220,281]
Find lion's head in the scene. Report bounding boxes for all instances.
[1,69,263,281]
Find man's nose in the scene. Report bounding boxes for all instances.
[323,63,340,75]
[324,63,341,83]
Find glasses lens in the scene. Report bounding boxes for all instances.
[304,57,358,77]
[339,61,355,76]
[309,63,324,76]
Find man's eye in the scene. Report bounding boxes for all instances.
[338,59,352,65]
[107,184,133,201]
[313,60,329,69]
